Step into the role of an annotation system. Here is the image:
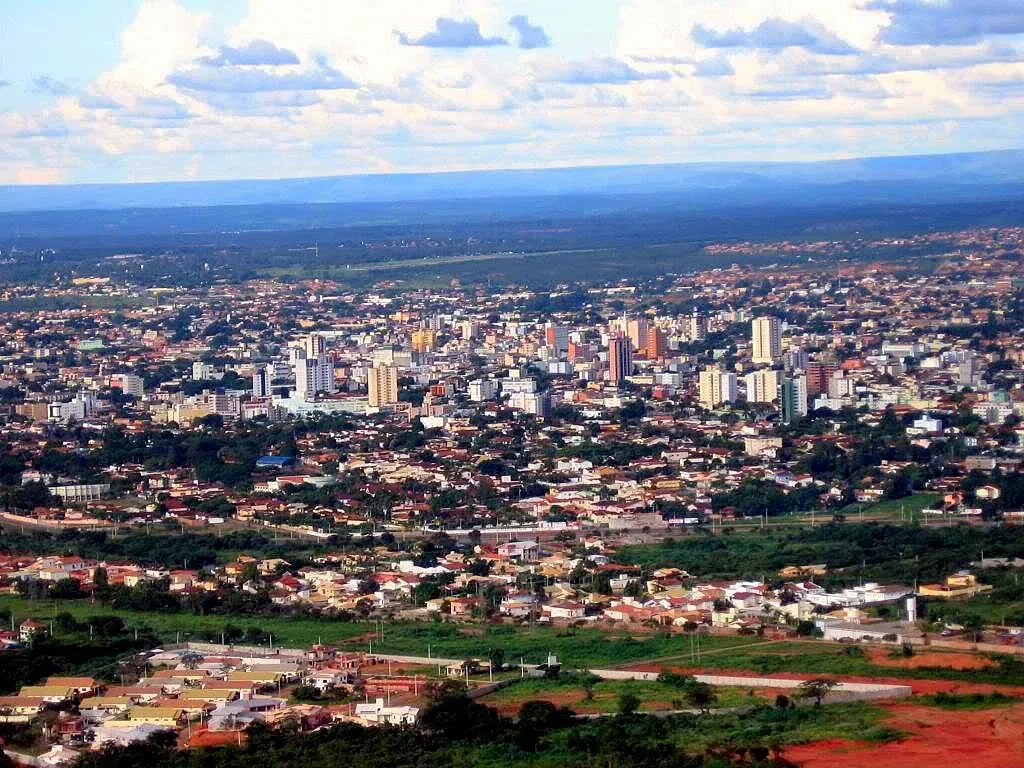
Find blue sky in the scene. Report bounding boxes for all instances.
[1,0,1023,185]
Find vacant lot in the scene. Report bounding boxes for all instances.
[785,701,1024,768]
[479,676,766,715]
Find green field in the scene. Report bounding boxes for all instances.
[834,494,942,523]
[0,595,368,648]
[480,675,759,713]
[0,595,767,665]
[351,623,768,668]
[6,593,1024,686]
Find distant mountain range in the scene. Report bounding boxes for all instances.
[3,149,1024,214]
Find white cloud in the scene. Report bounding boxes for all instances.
[6,0,1024,183]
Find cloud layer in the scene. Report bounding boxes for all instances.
[4,0,1024,185]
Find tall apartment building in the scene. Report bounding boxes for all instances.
[112,373,145,399]
[784,347,809,372]
[687,312,706,342]
[367,364,399,407]
[252,365,272,399]
[304,332,326,359]
[608,333,633,384]
[751,317,781,365]
[699,367,737,409]
[411,329,437,353]
[469,379,499,402]
[780,375,809,423]
[544,322,569,353]
[295,354,334,401]
[744,369,782,404]
[805,362,839,396]
[626,317,649,351]
[645,327,667,359]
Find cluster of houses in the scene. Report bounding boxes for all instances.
[0,646,427,766]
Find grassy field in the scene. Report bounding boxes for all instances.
[834,494,942,523]
[0,595,368,648]
[917,692,1020,709]
[6,593,1024,685]
[480,675,761,714]
[349,623,768,668]
[0,595,773,666]
[649,639,1024,686]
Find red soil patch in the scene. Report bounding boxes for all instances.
[183,728,248,749]
[865,647,996,670]
[785,702,1024,768]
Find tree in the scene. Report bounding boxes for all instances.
[419,691,501,740]
[49,577,85,599]
[617,692,641,715]
[423,679,468,704]
[960,614,985,643]
[685,682,717,715]
[798,678,838,706]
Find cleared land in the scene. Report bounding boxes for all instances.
[785,700,1024,768]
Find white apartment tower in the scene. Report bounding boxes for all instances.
[295,354,334,401]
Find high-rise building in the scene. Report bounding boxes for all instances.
[699,367,737,408]
[304,332,326,359]
[368,364,399,407]
[608,334,633,384]
[112,373,144,399]
[412,329,437,353]
[295,354,334,402]
[469,379,499,402]
[567,341,592,362]
[626,317,649,351]
[780,375,809,423]
[545,322,569,354]
[252,365,271,399]
[508,390,550,417]
[784,347,809,372]
[687,312,706,342]
[744,369,782,403]
[645,327,667,359]
[828,371,854,399]
[751,317,781,365]
[959,353,977,387]
[805,362,838,396]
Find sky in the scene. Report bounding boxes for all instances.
[2,0,1024,185]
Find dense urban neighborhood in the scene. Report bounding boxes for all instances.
[5,226,1024,766]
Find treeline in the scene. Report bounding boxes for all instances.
[0,528,332,569]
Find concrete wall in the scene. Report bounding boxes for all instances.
[588,669,912,702]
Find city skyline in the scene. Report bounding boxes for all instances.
[4,0,1024,185]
